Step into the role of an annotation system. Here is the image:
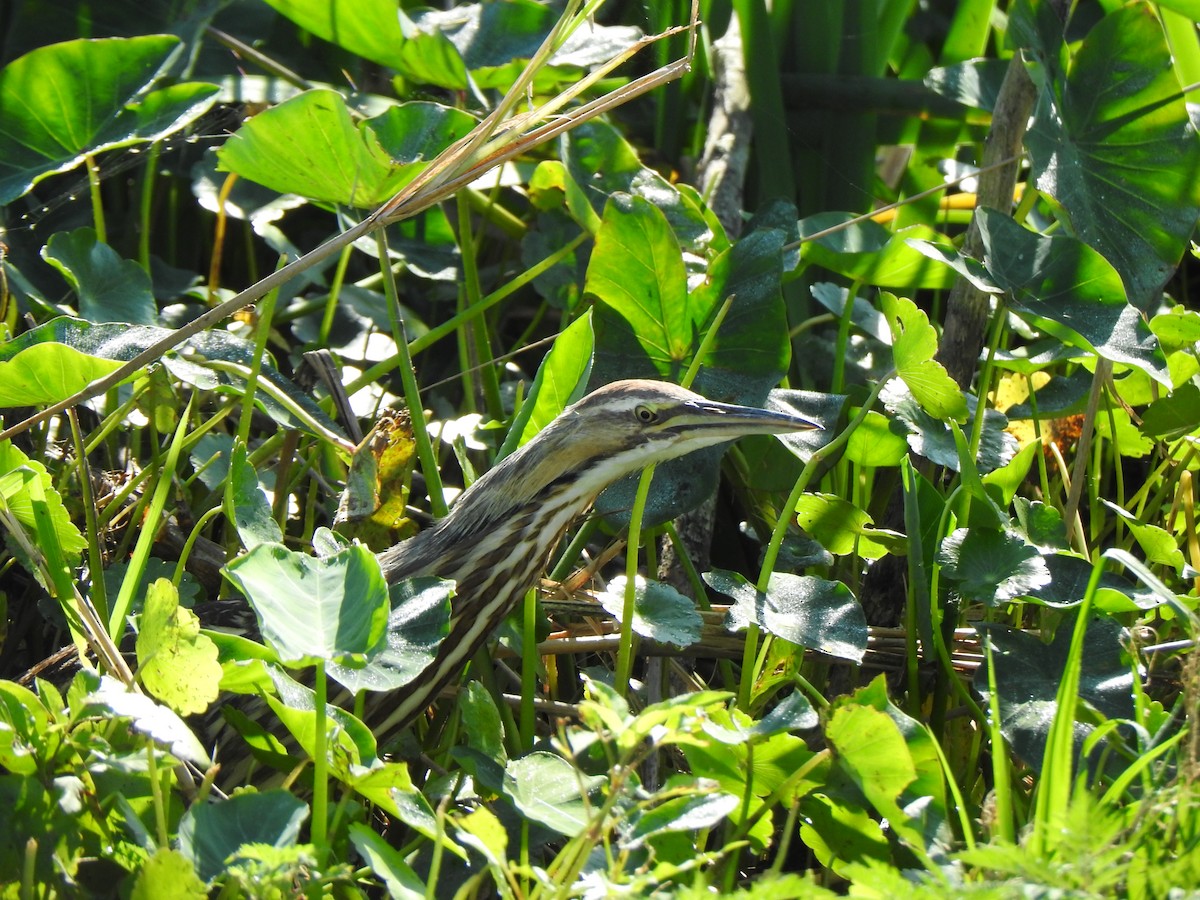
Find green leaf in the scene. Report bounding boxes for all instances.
[130,848,208,899]
[42,228,156,325]
[348,824,426,900]
[135,579,221,717]
[223,539,390,666]
[598,576,703,648]
[506,309,593,454]
[564,122,710,246]
[976,208,1170,386]
[586,193,689,379]
[177,789,307,883]
[217,90,407,207]
[708,569,868,663]
[0,36,218,203]
[623,791,741,850]
[976,617,1137,773]
[324,576,453,693]
[1099,500,1186,571]
[844,410,909,467]
[1025,3,1200,310]
[879,292,968,421]
[226,441,284,550]
[1150,305,1200,352]
[1140,383,1200,440]
[0,441,86,561]
[0,341,125,408]
[82,677,210,767]
[937,527,1051,606]
[881,380,1016,474]
[825,677,948,864]
[0,317,344,439]
[794,492,905,560]
[504,752,605,836]
[799,223,959,290]
[264,666,378,770]
[262,0,406,67]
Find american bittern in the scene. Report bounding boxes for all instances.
[372,378,819,729]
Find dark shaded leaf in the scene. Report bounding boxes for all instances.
[936,527,1051,606]
[975,617,1137,773]
[42,228,156,325]
[177,789,307,883]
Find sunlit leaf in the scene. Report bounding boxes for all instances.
[599,576,702,648]
[223,538,390,666]
[504,752,605,836]
[0,36,217,203]
[136,579,221,717]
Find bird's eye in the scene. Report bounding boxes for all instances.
[634,405,658,424]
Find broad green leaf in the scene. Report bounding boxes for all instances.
[1100,500,1186,571]
[507,308,593,454]
[924,58,1008,111]
[1026,552,1157,610]
[0,317,344,438]
[976,617,1137,773]
[1140,383,1200,440]
[798,224,958,290]
[825,677,949,863]
[708,569,868,663]
[0,36,218,204]
[623,791,741,850]
[767,389,848,464]
[348,824,426,900]
[325,576,453,693]
[218,90,405,207]
[130,848,207,899]
[793,492,904,560]
[565,122,711,249]
[82,677,210,767]
[809,282,891,342]
[978,209,1170,385]
[586,193,689,380]
[42,228,156,325]
[363,101,479,187]
[1150,305,1200,352]
[881,380,1016,474]
[1025,3,1200,311]
[598,576,703,648]
[844,410,909,467]
[0,341,124,407]
[177,789,307,883]
[879,292,968,421]
[262,670,378,775]
[937,527,1051,606]
[798,792,891,875]
[504,752,605,836]
[227,441,284,550]
[0,441,86,560]
[223,540,390,666]
[262,0,406,68]
[135,579,221,717]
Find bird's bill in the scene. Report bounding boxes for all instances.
[676,400,822,438]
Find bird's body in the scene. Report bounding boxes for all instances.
[373,379,819,729]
